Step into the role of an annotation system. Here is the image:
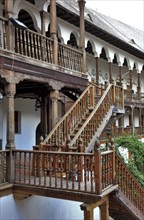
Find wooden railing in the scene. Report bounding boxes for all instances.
[13,147,115,195]
[42,84,95,148]
[69,84,113,150]
[0,16,83,73]
[58,43,83,72]
[115,154,144,215]
[42,83,124,151]
[15,28,54,63]
[0,16,7,49]
[0,150,7,184]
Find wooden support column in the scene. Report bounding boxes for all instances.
[4,0,15,51]
[5,83,16,149]
[119,65,122,84]
[109,61,112,83]
[137,72,141,99]
[78,0,86,73]
[130,106,134,135]
[129,70,132,89]
[99,197,109,220]
[40,96,48,138]
[96,57,99,85]
[80,204,94,220]
[80,196,109,220]
[50,90,59,128]
[40,10,47,35]
[50,0,58,65]
[139,107,142,134]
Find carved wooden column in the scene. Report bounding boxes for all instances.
[4,0,15,51]
[5,83,16,149]
[129,70,132,89]
[109,61,112,83]
[96,57,99,85]
[50,90,59,128]
[119,65,122,84]
[99,197,109,220]
[49,80,63,129]
[78,0,86,73]
[137,72,141,99]
[80,204,94,220]
[139,107,142,135]
[50,0,58,65]
[40,10,47,35]
[130,106,134,135]
[40,96,48,138]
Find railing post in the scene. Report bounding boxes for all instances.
[111,80,115,104]
[6,149,14,183]
[90,85,94,107]
[109,137,116,185]
[94,139,102,194]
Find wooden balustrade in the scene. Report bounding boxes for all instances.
[0,150,7,184]
[115,154,144,215]
[42,84,95,148]
[0,16,7,49]
[58,43,83,72]
[15,28,54,63]
[114,85,124,109]
[13,148,115,194]
[69,84,113,149]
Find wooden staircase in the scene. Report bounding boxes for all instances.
[39,83,144,219]
[41,83,124,152]
[109,154,144,220]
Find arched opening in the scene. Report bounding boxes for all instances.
[67,33,78,48]
[123,58,128,67]
[113,54,118,64]
[100,47,108,61]
[18,9,36,31]
[85,41,94,55]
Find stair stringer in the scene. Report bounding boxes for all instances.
[86,106,114,153]
[109,188,144,220]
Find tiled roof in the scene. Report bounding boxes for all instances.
[57,0,144,54]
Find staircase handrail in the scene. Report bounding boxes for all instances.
[115,153,144,214]
[69,84,113,148]
[43,83,94,145]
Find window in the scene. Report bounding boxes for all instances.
[15,111,21,134]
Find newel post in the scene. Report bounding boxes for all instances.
[90,84,95,107]
[109,137,116,185]
[111,79,115,104]
[94,138,102,194]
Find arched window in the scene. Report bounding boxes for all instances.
[18,9,36,32]
[123,58,128,67]
[85,41,94,55]
[113,54,118,64]
[67,33,78,48]
[100,47,108,61]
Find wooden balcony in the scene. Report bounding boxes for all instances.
[1,148,143,219]
[0,148,116,196]
[0,16,84,76]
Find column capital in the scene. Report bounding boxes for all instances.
[0,69,25,84]
[49,79,64,90]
